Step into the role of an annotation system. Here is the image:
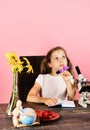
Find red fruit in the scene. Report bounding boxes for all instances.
[36,110,43,118]
[35,110,55,119]
[42,110,50,118]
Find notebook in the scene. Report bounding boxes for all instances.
[48,100,76,108]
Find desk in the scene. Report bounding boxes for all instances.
[0,102,90,130]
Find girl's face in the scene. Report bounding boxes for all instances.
[48,49,68,73]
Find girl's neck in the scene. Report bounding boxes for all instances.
[50,71,57,76]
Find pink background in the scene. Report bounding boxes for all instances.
[0,0,90,103]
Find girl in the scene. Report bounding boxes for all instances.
[26,46,76,106]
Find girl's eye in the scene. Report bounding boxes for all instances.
[54,57,59,61]
[62,55,66,58]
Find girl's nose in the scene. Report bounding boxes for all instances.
[59,58,63,63]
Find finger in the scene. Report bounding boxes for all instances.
[53,98,58,104]
[49,99,57,106]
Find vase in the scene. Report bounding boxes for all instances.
[6,72,19,116]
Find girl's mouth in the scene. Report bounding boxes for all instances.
[59,64,64,68]
[60,64,64,67]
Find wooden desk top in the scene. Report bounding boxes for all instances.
[0,102,90,130]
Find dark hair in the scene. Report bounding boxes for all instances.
[40,46,74,76]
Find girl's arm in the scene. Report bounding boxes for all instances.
[26,82,57,106]
[61,71,76,99]
[65,80,76,99]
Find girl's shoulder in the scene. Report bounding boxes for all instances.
[37,74,62,80]
[37,74,48,78]
[35,74,48,86]
[36,74,50,81]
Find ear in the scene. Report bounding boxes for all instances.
[48,62,52,68]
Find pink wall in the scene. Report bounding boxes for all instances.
[0,0,90,103]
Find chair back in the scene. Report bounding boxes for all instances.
[18,56,45,102]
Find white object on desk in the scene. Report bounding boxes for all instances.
[60,100,75,107]
[48,99,76,108]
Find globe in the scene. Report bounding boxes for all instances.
[20,108,37,125]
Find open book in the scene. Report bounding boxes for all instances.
[48,99,76,108]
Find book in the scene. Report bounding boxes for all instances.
[48,100,76,108]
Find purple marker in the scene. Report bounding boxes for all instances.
[56,66,70,74]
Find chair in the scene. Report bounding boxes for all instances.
[18,56,45,102]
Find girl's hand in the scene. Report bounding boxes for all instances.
[44,98,58,106]
[61,70,71,81]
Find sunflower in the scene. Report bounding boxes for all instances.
[5,52,33,73]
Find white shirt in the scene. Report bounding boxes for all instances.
[35,74,67,100]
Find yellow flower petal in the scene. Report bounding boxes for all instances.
[5,52,34,74]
